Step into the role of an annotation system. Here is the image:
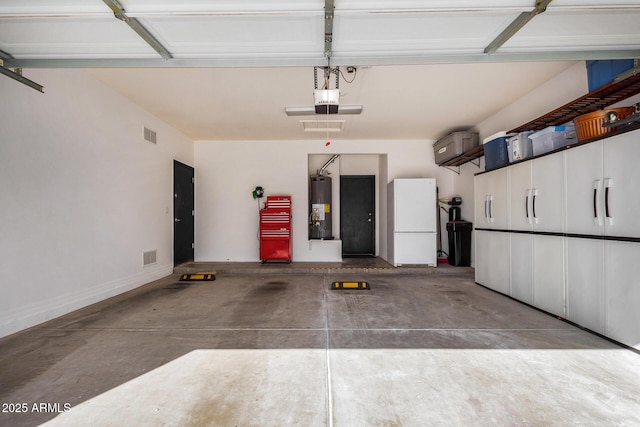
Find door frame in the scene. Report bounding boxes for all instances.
[173,160,195,265]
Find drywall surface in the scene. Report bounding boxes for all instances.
[194,140,454,262]
[0,69,193,337]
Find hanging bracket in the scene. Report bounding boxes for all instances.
[324,0,335,59]
[0,50,44,92]
[484,0,553,54]
[102,0,172,60]
[442,166,461,175]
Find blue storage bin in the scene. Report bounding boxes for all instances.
[586,60,635,92]
[484,135,512,171]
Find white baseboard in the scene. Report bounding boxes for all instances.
[0,263,173,339]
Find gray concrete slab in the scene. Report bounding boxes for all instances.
[1,264,639,426]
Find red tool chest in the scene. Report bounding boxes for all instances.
[260,196,292,263]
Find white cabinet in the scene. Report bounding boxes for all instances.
[475,128,640,350]
[510,233,533,304]
[605,240,640,351]
[509,154,564,233]
[475,230,510,295]
[564,129,640,347]
[565,141,604,236]
[474,168,509,230]
[566,130,640,238]
[531,155,565,233]
[475,169,510,295]
[508,152,565,309]
[508,162,532,231]
[602,131,640,239]
[566,237,605,334]
[532,235,565,317]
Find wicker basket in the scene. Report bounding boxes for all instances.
[573,107,636,142]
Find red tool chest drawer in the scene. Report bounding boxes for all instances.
[260,196,292,263]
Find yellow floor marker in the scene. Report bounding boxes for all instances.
[331,281,369,290]
[179,273,216,281]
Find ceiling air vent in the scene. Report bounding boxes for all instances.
[300,120,345,133]
[143,126,157,144]
[143,250,157,266]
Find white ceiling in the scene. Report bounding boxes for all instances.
[1,1,639,141]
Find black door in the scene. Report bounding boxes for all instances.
[340,175,375,257]
[174,160,194,265]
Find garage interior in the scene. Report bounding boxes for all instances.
[2,1,640,426]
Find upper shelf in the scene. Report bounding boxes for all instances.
[509,71,640,133]
[438,70,640,169]
[438,144,484,167]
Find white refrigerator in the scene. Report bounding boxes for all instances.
[387,178,437,266]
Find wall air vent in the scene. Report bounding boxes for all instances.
[143,250,157,266]
[143,126,157,144]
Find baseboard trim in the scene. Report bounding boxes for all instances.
[0,263,173,339]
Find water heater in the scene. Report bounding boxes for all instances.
[309,176,333,239]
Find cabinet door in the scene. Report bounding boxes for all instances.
[475,230,490,285]
[533,235,565,317]
[565,141,604,236]
[510,233,533,304]
[474,174,490,228]
[509,162,532,232]
[475,168,508,230]
[603,129,640,239]
[486,168,509,230]
[531,153,565,233]
[605,240,640,350]
[566,237,605,334]
[475,230,510,294]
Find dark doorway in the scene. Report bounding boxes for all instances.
[340,175,375,257]
[174,160,194,265]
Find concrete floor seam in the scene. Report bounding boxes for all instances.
[324,276,335,427]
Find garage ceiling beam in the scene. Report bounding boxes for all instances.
[6,49,640,69]
[484,0,554,55]
[102,0,172,60]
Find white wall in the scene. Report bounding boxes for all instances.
[0,69,193,338]
[194,139,455,262]
[453,61,591,265]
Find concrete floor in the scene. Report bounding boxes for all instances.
[2,260,640,426]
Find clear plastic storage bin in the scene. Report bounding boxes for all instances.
[530,125,576,156]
